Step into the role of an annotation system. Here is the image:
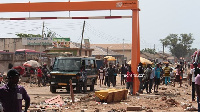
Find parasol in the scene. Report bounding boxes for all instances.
[23,60,41,68]
[127,57,153,65]
[104,56,116,61]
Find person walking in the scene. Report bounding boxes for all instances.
[191,62,200,101]
[80,66,87,93]
[0,69,30,112]
[137,62,144,93]
[113,65,118,87]
[116,62,120,74]
[104,64,108,86]
[143,64,152,94]
[107,64,115,87]
[163,63,171,86]
[154,63,161,93]
[175,64,181,87]
[29,67,36,87]
[0,74,4,87]
[98,66,104,87]
[195,74,200,112]
[42,64,50,86]
[126,66,133,95]
[37,66,42,87]
[149,66,155,93]
[120,64,127,85]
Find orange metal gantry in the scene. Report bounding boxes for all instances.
[0,0,140,94]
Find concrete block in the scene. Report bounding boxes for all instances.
[127,106,142,111]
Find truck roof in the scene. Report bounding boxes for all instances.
[56,56,96,59]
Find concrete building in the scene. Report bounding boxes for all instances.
[0,38,93,73]
[91,44,132,62]
[0,38,49,52]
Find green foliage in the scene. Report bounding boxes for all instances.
[16,33,42,37]
[16,31,55,38]
[160,33,195,59]
[141,48,156,54]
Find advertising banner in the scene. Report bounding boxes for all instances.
[22,37,53,45]
[52,38,70,48]
[22,37,70,48]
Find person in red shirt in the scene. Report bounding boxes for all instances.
[37,66,42,87]
[13,66,25,76]
[126,65,134,95]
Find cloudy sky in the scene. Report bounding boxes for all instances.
[0,0,199,52]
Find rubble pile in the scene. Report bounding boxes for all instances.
[181,102,198,111]
[26,93,96,111]
[165,99,179,107]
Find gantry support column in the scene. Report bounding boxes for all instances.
[131,9,140,95]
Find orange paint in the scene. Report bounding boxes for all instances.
[0,0,140,94]
[132,9,140,94]
[0,1,138,12]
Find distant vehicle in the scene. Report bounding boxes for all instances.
[50,57,98,93]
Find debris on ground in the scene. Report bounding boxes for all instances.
[165,99,179,107]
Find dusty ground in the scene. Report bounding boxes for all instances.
[21,74,198,112]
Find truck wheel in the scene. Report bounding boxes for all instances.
[66,87,70,92]
[50,86,56,93]
[90,85,94,91]
[76,84,80,93]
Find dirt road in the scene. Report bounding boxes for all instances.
[21,75,198,112]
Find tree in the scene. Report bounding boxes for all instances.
[16,32,54,38]
[160,33,194,59]
[16,33,42,37]
[141,48,156,54]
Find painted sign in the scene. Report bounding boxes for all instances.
[22,37,70,48]
[52,38,70,48]
[22,37,53,45]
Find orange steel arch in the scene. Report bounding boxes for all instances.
[0,0,140,94]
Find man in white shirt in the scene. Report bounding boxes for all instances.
[195,74,200,112]
[0,74,4,87]
[191,62,200,101]
[149,67,155,93]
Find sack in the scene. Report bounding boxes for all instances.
[170,72,174,77]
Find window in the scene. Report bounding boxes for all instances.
[53,59,81,71]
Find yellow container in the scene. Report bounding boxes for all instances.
[95,89,128,103]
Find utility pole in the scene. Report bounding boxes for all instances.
[40,21,45,63]
[123,39,125,64]
[154,44,155,63]
[107,47,108,55]
[79,21,85,56]
[163,42,164,61]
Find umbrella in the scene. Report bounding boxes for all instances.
[140,57,153,65]
[13,66,25,75]
[104,56,116,61]
[23,60,41,68]
[127,57,153,65]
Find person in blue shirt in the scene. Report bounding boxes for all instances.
[154,63,161,93]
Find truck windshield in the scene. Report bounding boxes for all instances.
[53,59,81,71]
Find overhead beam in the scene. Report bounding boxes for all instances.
[0,16,132,20]
[0,1,138,12]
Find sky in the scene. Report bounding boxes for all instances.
[0,0,200,53]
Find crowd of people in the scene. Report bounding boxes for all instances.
[97,61,200,111]
[14,64,51,87]
[98,61,187,95]
[0,61,200,111]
